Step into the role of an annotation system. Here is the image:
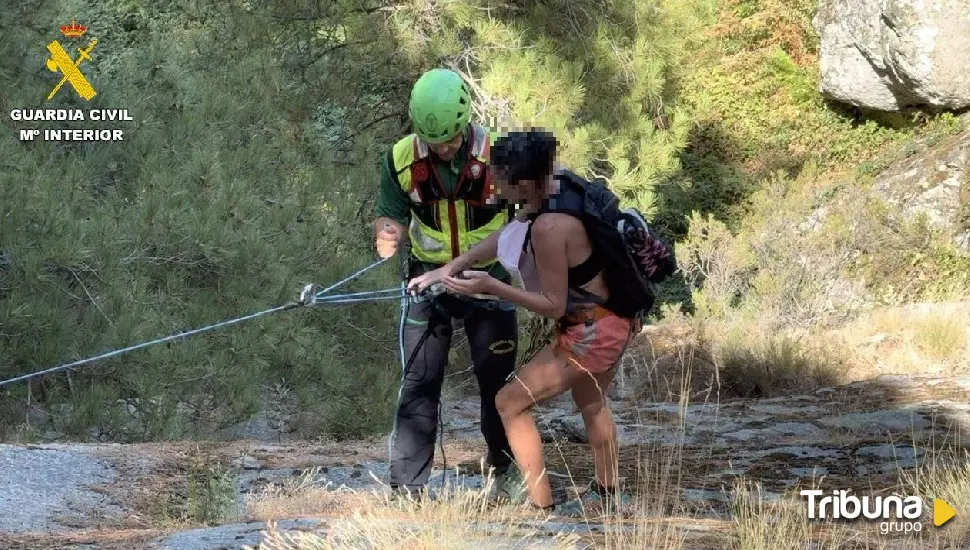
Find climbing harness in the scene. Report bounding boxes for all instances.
[0,257,443,390]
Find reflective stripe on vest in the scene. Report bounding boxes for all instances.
[392,125,505,266]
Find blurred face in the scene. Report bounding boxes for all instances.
[428,132,464,161]
[492,172,544,209]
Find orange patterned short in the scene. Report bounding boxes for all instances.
[554,305,638,374]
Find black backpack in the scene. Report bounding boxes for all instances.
[527,170,676,319]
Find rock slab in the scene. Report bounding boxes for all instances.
[0,444,120,533]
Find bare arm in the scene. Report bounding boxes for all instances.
[450,228,501,272]
[407,222,506,292]
[486,214,569,319]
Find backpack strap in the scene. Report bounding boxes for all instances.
[520,174,610,310]
[521,171,586,252]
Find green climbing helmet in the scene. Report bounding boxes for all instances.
[408,68,472,144]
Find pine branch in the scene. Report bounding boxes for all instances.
[445,61,513,124]
[68,267,114,328]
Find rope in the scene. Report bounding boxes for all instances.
[314,288,403,301]
[439,397,448,493]
[312,289,405,305]
[316,257,390,295]
[0,257,401,389]
[386,249,449,497]
[0,303,297,389]
[387,279,408,489]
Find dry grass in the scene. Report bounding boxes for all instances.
[629,321,864,401]
[717,331,851,398]
[245,467,375,521]
[240,321,968,549]
[841,303,970,375]
[629,339,722,403]
[913,314,968,363]
[900,449,970,548]
[599,428,692,549]
[639,301,969,405]
[243,345,704,549]
[729,480,864,550]
[244,449,696,550]
[246,474,581,550]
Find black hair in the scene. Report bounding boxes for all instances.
[490,129,558,185]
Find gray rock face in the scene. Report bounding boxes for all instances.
[873,127,970,252]
[814,0,970,111]
[0,444,122,533]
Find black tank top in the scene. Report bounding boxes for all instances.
[524,215,604,289]
[567,248,602,288]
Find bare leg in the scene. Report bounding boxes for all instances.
[571,367,619,490]
[495,344,578,508]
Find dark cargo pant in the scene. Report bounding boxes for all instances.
[389,286,518,493]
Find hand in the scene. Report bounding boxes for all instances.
[443,270,498,296]
[406,266,453,295]
[376,223,401,259]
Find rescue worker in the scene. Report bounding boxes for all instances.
[373,68,521,501]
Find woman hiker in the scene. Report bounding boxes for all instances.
[407,129,638,515]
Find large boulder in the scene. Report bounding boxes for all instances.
[814,0,970,112]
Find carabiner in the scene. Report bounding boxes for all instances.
[410,282,447,303]
[298,284,318,306]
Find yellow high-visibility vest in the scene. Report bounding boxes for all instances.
[389,124,506,266]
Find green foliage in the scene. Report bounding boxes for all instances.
[845,201,970,304]
[149,448,237,526]
[185,455,237,525]
[677,211,754,319]
[677,143,970,336]
[664,0,926,233]
[2,0,967,444]
[0,0,406,440]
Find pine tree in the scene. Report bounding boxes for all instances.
[0,0,408,440]
[386,0,715,217]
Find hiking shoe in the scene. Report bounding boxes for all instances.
[387,486,432,509]
[555,480,633,518]
[493,464,528,504]
[455,456,489,477]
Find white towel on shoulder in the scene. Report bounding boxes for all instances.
[496,219,541,292]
